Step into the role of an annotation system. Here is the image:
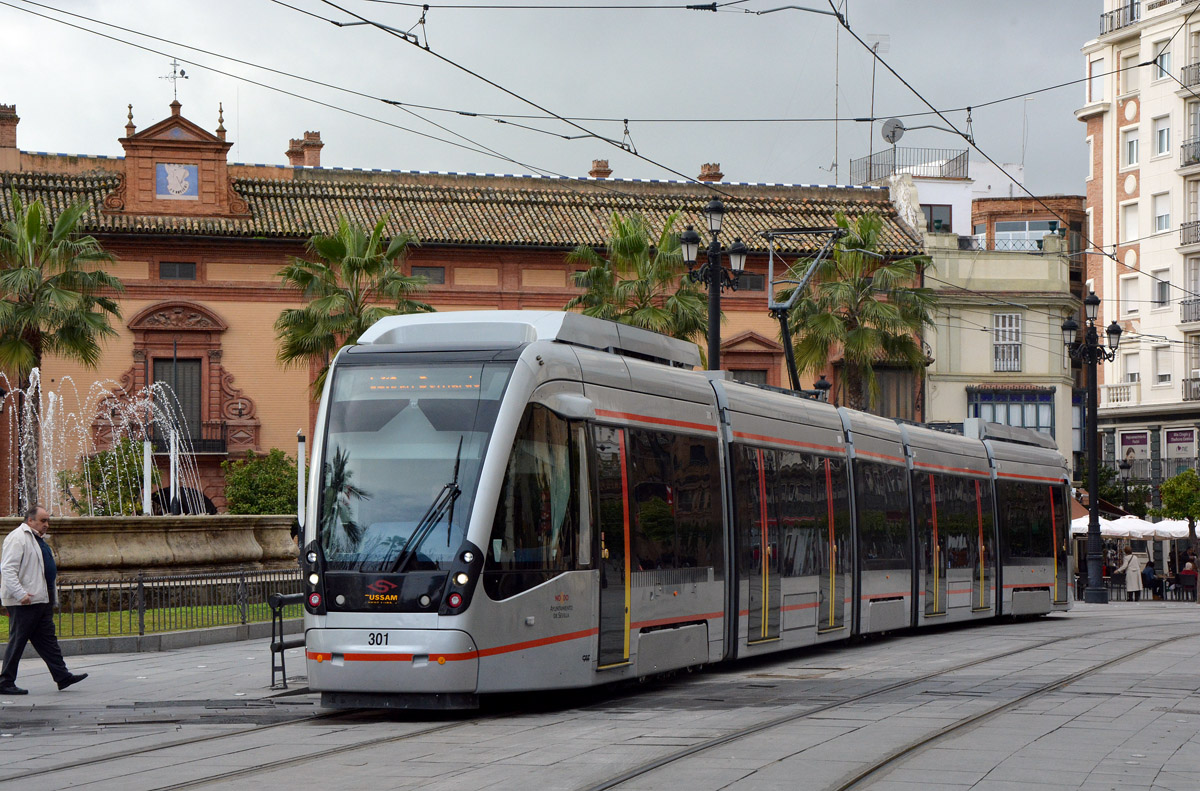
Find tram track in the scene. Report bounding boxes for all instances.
[1,617,1192,790]
[580,621,1200,791]
[827,631,1198,791]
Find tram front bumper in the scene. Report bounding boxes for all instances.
[306,628,479,694]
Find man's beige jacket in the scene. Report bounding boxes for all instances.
[1,523,50,607]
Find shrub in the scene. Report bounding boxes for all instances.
[221,449,299,515]
[58,437,159,516]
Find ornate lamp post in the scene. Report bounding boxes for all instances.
[680,199,748,370]
[1118,458,1132,511]
[1062,290,1123,604]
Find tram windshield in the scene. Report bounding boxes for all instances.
[317,361,513,571]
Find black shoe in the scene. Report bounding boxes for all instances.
[0,684,28,695]
[57,673,87,691]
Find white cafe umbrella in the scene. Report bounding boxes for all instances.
[1109,514,1160,540]
[1144,519,1192,540]
[1070,515,1123,537]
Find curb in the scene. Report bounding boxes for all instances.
[1,618,303,657]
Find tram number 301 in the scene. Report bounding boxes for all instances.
[367,632,389,646]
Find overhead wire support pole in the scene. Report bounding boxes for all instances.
[761,227,846,391]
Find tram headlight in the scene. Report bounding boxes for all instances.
[306,551,318,564]
[308,573,320,586]
[454,572,470,586]
[461,551,475,564]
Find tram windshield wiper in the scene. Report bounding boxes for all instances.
[389,437,463,574]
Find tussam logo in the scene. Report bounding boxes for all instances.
[366,580,398,594]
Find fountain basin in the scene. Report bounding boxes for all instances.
[0,514,298,581]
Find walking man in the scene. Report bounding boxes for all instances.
[0,506,87,695]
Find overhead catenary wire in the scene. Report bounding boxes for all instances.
[819,0,1200,311]
[313,0,736,195]
[0,0,664,203]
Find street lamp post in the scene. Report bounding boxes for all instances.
[1118,458,1132,511]
[680,199,748,371]
[1062,290,1123,604]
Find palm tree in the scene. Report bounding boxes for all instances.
[0,187,124,510]
[565,211,707,348]
[275,216,432,397]
[786,212,935,412]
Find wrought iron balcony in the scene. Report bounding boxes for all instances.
[151,421,228,454]
[1181,298,1200,323]
[1182,220,1200,246]
[1183,62,1200,89]
[1184,377,1200,401]
[1182,138,1200,167]
[1100,1,1139,35]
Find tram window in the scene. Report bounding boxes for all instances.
[625,430,723,576]
[483,405,582,600]
[854,461,910,570]
[317,362,510,571]
[997,480,1056,561]
[734,447,852,579]
[913,472,990,571]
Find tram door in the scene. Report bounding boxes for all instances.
[971,480,993,611]
[1051,484,1069,604]
[595,426,631,668]
[921,474,948,617]
[745,449,781,643]
[817,457,847,631]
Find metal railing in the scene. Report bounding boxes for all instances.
[1182,138,1200,167]
[1181,298,1200,323]
[1100,1,1139,35]
[993,344,1021,372]
[1104,457,1152,480]
[849,147,969,185]
[1183,62,1200,89]
[152,421,228,454]
[1181,220,1200,246]
[1101,381,1139,407]
[1184,377,1200,400]
[42,569,303,639]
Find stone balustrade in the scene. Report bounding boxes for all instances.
[0,514,298,580]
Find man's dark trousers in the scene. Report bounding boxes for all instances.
[1,603,69,686]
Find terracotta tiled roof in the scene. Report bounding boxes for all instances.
[0,169,924,255]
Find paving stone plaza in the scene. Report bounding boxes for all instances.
[0,602,1197,790]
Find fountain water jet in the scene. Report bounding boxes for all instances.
[0,368,209,516]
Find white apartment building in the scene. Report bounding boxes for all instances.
[1080,0,1200,488]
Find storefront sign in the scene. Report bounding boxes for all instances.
[1166,429,1195,459]
[1120,431,1150,463]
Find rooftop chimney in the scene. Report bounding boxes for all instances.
[287,131,323,167]
[698,163,723,183]
[589,159,612,179]
[0,104,19,150]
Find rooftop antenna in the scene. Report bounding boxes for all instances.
[865,33,889,178]
[161,58,188,101]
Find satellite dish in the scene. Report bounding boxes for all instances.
[882,118,905,144]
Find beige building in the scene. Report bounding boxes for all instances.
[923,231,1077,463]
[1080,0,1200,490]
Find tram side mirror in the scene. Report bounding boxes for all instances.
[537,393,595,420]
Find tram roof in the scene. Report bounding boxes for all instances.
[356,311,702,369]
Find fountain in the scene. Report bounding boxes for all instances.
[0,368,209,517]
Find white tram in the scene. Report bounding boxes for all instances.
[301,312,1071,709]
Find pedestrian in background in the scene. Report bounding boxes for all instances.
[1114,546,1143,603]
[0,506,88,695]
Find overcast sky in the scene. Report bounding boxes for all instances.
[1,0,1099,195]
